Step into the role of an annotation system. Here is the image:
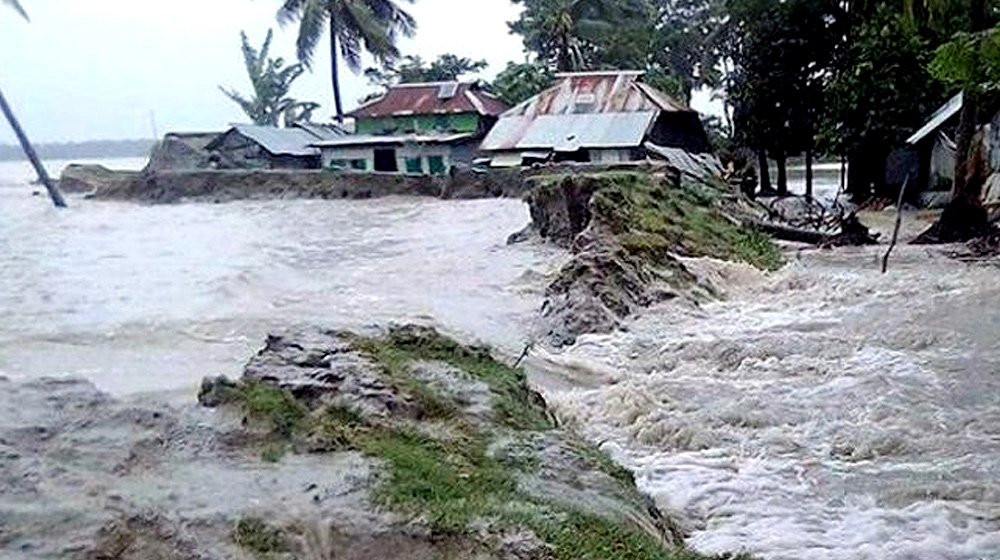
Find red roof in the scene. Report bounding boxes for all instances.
[350,82,508,119]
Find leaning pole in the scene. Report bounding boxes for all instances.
[0,84,66,208]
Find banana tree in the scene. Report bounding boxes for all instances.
[1,0,67,208]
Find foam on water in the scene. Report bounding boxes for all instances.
[543,248,1000,559]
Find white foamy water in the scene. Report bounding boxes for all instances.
[0,159,560,395]
[542,247,1000,559]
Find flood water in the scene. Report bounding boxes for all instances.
[544,250,1000,560]
[1,158,998,559]
[0,158,560,396]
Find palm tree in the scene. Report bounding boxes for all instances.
[1,0,66,208]
[277,0,416,122]
[510,0,640,72]
[2,0,27,20]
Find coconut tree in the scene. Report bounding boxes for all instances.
[277,0,416,122]
[510,0,635,71]
[1,0,66,208]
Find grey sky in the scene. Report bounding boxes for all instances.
[0,0,717,143]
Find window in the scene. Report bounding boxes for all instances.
[327,159,348,170]
[405,156,424,174]
[435,115,450,131]
[427,155,447,175]
[349,159,367,171]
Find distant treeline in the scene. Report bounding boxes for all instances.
[0,139,155,162]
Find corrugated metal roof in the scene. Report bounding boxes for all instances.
[349,82,508,119]
[312,133,473,148]
[482,112,656,152]
[481,71,692,153]
[208,123,346,157]
[907,92,963,145]
[645,142,723,179]
[293,122,347,139]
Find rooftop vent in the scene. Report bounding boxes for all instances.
[438,82,459,100]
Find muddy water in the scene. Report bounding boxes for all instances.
[0,159,560,396]
[4,159,999,559]
[543,247,1000,559]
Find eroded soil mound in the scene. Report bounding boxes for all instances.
[521,171,781,346]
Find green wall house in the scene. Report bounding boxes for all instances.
[317,82,507,174]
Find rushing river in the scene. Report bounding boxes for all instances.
[1,158,998,559]
[544,250,1000,560]
[0,158,560,396]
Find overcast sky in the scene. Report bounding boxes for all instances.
[0,0,717,143]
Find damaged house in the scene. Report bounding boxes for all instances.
[205,123,345,170]
[314,81,507,174]
[479,71,714,169]
[883,93,962,207]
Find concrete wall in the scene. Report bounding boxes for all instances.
[320,144,455,175]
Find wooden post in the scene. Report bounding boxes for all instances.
[0,84,66,208]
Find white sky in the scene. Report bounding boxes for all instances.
[0,0,719,143]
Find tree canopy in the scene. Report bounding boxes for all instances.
[276,0,416,121]
[364,54,488,89]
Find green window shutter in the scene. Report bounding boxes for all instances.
[350,159,367,170]
[405,157,423,174]
[427,155,447,175]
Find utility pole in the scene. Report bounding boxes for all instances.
[0,84,66,208]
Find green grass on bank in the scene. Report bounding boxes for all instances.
[220,327,757,560]
[540,171,783,272]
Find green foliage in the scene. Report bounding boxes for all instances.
[930,25,1000,88]
[578,172,783,271]
[509,0,651,71]
[649,0,729,104]
[233,517,289,555]
[352,326,554,431]
[362,428,518,533]
[365,54,488,89]
[824,5,947,155]
[727,0,842,164]
[236,381,307,438]
[277,0,417,120]
[219,29,319,127]
[490,61,555,106]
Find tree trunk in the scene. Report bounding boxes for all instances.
[558,33,571,72]
[758,149,771,193]
[776,152,788,196]
[846,150,871,202]
[330,22,345,123]
[0,84,66,208]
[805,147,814,199]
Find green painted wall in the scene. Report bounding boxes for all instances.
[356,113,481,135]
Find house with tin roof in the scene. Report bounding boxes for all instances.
[480,71,713,168]
[314,81,507,174]
[205,123,345,170]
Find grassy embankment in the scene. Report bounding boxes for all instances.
[221,326,755,560]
